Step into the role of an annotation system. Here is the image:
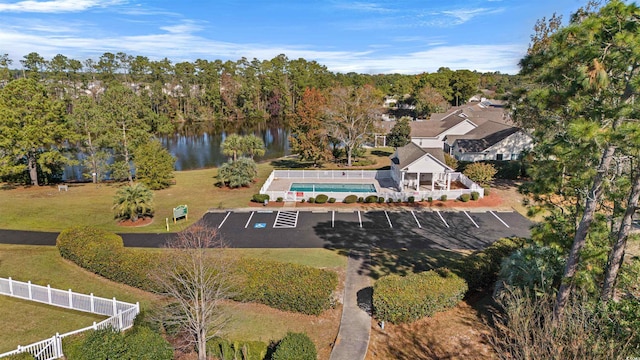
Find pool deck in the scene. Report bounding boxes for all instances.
[268,177,399,193]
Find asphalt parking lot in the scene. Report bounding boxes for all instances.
[199,209,533,251]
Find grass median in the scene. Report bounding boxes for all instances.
[0,244,346,356]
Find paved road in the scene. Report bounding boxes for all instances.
[0,209,532,251]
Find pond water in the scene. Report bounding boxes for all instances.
[62,127,290,181]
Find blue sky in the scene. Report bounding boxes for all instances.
[0,0,589,74]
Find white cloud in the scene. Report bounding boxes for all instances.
[0,17,524,75]
[334,1,395,13]
[438,7,505,25]
[0,0,125,13]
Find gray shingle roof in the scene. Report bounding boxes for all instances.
[390,142,451,170]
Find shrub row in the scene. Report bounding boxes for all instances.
[57,227,338,315]
[232,258,337,315]
[62,325,173,360]
[458,160,527,180]
[458,237,527,291]
[56,227,160,291]
[207,337,268,360]
[373,268,468,324]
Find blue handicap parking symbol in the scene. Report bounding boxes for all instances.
[254,223,267,229]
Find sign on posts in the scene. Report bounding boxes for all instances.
[173,205,188,223]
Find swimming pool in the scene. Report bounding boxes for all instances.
[289,183,376,193]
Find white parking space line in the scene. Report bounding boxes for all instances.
[218,212,231,229]
[358,211,362,228]
[411,210,422,228]
[274,211,298,228]
[463,211,480,228]
[435,210,450,228]
[332,211,335,228]
[490,211,510,228]
[384,211,393,228]
[244,211,254,229]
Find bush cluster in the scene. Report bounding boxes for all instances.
[343,195,357,204]
[315,194,328,204]
[272,332,317,360]
[232,258,337,315]
[328,197,336,203]
[459,194,470,202]
[377,197,385,203]
[57,227,339,315]
[459,160,525,180]
[308,197,315,203]
[373,268,467,324]
[458,237,527,291]
[407,196,415,203]
[251,194,270,203]
[207,337,268,360]
[440,195,447,201]
[63,325,173,360]
[470,191,480,201]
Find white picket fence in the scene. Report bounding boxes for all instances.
[0,277,140,360]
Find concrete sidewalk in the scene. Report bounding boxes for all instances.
[330,250,372,360]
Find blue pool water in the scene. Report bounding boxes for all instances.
[289,183,376,193]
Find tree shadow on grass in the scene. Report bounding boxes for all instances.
[371,149,393,157]
[270,158,315,169]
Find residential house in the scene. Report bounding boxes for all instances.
[446,120,534,161]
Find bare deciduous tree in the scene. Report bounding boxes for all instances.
[152,225,235,360]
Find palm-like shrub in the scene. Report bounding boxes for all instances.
[113,183,154,221]
[217,158,258,188]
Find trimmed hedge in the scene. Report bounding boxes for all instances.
[458,237,527,291]
[470,191,480,201]
[308,197,315,203]
[207,337,268,360]
[407,196,415,203]
[252,194,270,203]
[344,195,358,204]
[377,197,385,203]
[315,194,328,204]
[365,195,378,203]
[232,258,337,315]
[440,195,447,201]
[63,326,173,360]
[373,268,467,324]
[459,194,470,202]
[57,227,338,315]
[328,197,336,203]
[56,227,159,291]
[272,332,317,360]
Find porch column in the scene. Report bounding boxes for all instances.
[431,173,434,191]
[401,172,405,190]
[447,172,451,191]
[416,172,420,191]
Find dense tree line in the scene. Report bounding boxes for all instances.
[0,51,518,183]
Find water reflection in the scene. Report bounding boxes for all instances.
[163,127,289,170]
[63,127,289,180]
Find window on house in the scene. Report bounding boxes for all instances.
[511,153,519,160]
[496,154,504,161]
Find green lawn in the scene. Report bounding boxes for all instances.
[0,244,346,354]
[0,148,393,234]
